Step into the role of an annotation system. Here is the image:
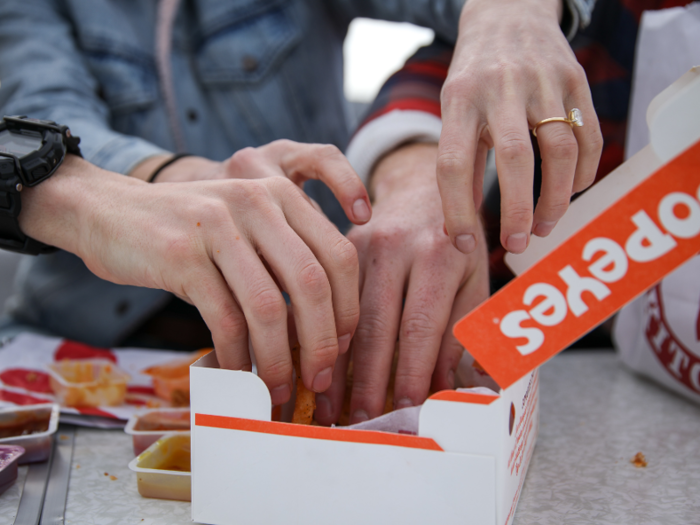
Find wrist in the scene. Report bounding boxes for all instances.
[129,154,220,183]
[18,155,143,258]
[370,142,439,203]
[461,0,562,25]
[156,155,219,182]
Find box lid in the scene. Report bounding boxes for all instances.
[453,68,700,389]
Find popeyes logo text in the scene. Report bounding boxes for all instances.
[501,187,700,355]
[454,139,700,389]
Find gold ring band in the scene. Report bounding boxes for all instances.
[532,108,584,137]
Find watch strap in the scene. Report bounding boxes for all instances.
[0,116,82,255]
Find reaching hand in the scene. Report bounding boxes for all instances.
[438,0,603,255]
[313,143,489,425]
[20,141,371,406]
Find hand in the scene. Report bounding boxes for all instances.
[312,143,489,425]
[438,0,603,255]
[20,141,372,406]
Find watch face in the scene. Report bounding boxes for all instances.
[0,129,42,157]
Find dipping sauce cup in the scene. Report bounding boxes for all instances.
[128,432,191,502]
[0,445,25,496]
[47,359,130,407]
[124,408,191,456]
[0,404,58,463]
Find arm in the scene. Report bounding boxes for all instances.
[315,142,489,425]
[438,0,603,255]
[315,42,487,425]
[318,0,600,422]
[18,140,371,406]
[338,0,600,256]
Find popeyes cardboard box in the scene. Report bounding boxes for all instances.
[189,68,700,525]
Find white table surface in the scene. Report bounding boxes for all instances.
[1,351,699,524]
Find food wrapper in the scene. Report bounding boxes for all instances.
[0,333,208,424]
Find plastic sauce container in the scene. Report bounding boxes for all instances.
[128,432,191,502]
[0,404,59,463]
[124,408,191,456]
[0,445,25,495]
[142,349,211,406]
[47,359,130,407]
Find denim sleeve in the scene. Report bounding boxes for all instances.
[563,0,597,39]
[327,0,596,43]
[326,0,467,43]
[0,0,169,175]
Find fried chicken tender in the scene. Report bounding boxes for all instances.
[291,344,316,425]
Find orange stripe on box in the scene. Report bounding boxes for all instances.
[195,414,443,452]
[429,390,499,405]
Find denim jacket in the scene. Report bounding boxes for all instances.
[0,0,470,346]
[0,0,594,347]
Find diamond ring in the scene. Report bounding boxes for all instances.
[531,108,583,137]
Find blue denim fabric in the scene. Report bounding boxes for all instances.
[0,0,470,346]
[0,0,595,346]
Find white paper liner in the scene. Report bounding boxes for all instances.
[343,386,498,435]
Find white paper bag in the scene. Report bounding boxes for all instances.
[614,256,700,404]
[612,5,700,404]
[626,2,700,159]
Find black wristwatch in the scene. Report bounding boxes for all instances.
[0,115,82,255]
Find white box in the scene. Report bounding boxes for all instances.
[189,68,700,525]
[190,352,538,525]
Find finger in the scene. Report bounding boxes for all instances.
[531,104,578,238]
[349,257,406,423]
[566,87,603,195]
[185,266,251,372]
[264,140,372,225]
[472,140,489,211]
[248,198,339,394]
[393,251,464,409]
[436,102,481,255]
[432,254,490,392]
[212,226,293,406]
[314,350,351,426]
[491,105,534,254]
[281,183,359,356]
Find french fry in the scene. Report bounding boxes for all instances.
[291,344,315,425]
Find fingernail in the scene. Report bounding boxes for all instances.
[352,199,371,223]
[312,366,333,393]
[455,234,476,254]
[533,221,556,238]
[351,410,369,424]
[447,369,455,390]
[338,334,351,354]
[506,232,528,254]
[270,384,290,406]
[315,394,331,421]
[395,397,413,410]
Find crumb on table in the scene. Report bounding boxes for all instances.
[631,452,647,468]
